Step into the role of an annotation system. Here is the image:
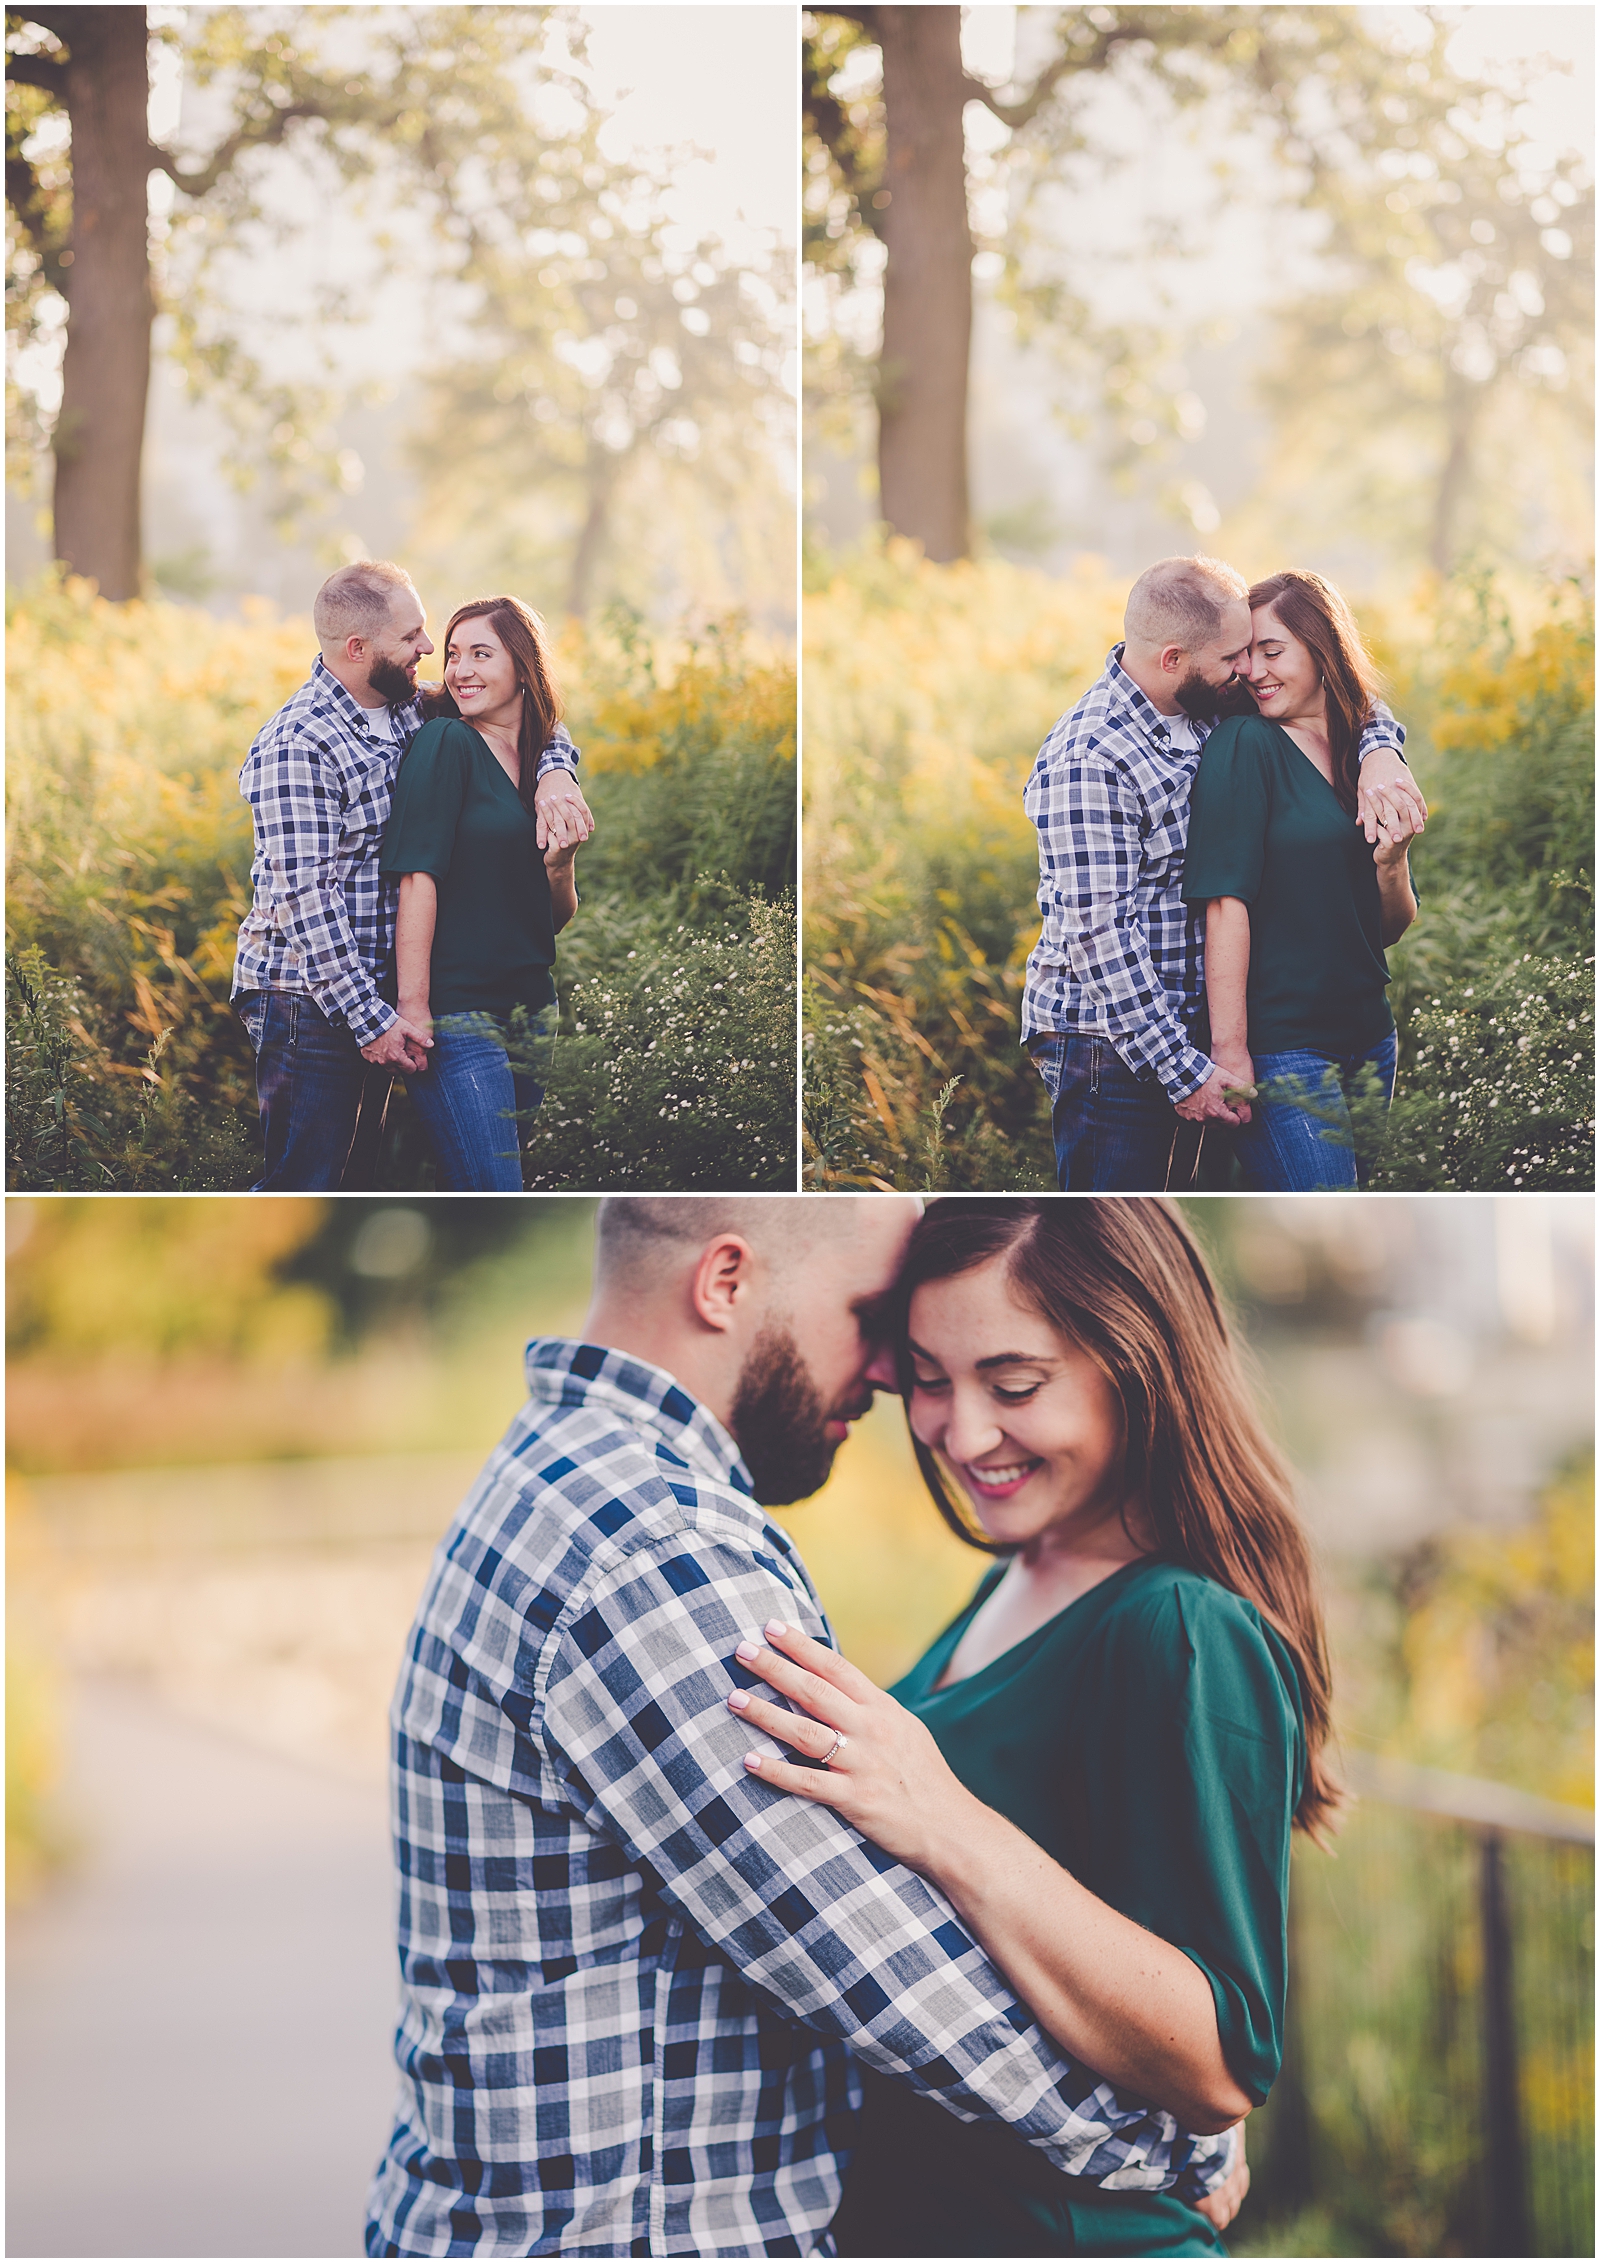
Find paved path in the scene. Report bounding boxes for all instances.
[7,1677,399,2258]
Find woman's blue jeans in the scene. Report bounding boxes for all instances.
[1235,1030,1398,1190]
[403,1012,545,1192]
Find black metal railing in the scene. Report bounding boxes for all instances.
[1242,1760,1594,2258]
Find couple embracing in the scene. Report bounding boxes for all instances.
[367,1195,1335,2258]
[231,560,595,1191]
[1026,555,1426,1191]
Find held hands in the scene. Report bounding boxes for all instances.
[1174,1064,1250,1127]
[1355,755,1427,848]
[730,1621,977,1875]
[534,771,596,853]
[1369,791,1424,870]
[361,1010,433,1073]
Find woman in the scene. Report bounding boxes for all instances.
[380,597,580,1190]
[1183,570,1420,1190]
[726,1198,1334,2257]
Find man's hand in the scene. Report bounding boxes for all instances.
[361,1013,433,1074]
[534,771,595,853]
[1174,1066,1248,1126]
[1356,748,1427,846]
[1193,2130,1249,2232]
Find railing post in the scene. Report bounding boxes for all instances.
[1479,1828,1531,2258]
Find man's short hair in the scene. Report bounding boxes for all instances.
[1124,556,1248,653]
[595,1197,867,1292]
[313,560,415,646]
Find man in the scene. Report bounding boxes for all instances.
[231,560,594,1191]
[1022,555,1426,1191]
[365,1198,1241,2258]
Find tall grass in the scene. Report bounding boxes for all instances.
[5,578,796,1190]
[803,543,1594,1191]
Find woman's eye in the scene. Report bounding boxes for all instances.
[994,1384,1041,1404]
[911,1374,949,1395]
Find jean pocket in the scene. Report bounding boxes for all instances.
[1029,1035,1067,1104]
[236,991,269,1053]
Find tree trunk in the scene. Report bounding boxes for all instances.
[875,6,972,562]
[53,7,153,601]
[566,461,614,617]
[1428,385,1477,576]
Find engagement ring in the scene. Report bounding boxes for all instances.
[820,1730,848,1766]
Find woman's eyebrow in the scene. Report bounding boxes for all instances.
[974,1351,1056,1371]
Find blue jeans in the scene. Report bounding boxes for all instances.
[1031,1033,1197,1191]
[1235,1030,1398,1190]
[403,1012,545,1192]
[237,989,393,1192]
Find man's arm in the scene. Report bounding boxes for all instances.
[1355,706,1426,845]
[542,1532,1238,2201]
[1031,753,1232,1116]
[242,725,398,1048]
[534,722,594,852]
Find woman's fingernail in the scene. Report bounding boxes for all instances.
[765,1619,789,1640]
[735,1640,761,1663]
[727,1689,750,1711]
[744,1752,764,1770]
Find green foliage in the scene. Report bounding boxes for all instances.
[802,546,1595,1191]
[5,578,796,1190]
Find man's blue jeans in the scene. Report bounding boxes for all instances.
[1235,1031,1398,1190]
[1030,1033,1189,1191]
[403,1012,545,1192]
[237,988,393,1192]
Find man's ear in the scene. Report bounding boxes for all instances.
[345,634,369,664]
[689,1235,755,1334]
[1159,643,1187,678]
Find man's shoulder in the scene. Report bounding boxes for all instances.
[1036,667,1150,771]
[247,667,360,764]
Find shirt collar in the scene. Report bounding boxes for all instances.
[310,651,422,738]
[1103,643,1198,752]
[523,1336,756,1500]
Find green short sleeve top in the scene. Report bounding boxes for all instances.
[834,1555,1305,2258]
[379,717,556,1021]
[1182,714,1395,1056]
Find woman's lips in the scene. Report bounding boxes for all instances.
[961,1458,1041,1501]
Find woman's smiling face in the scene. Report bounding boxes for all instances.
[906,1256,1129,1551]
[1243,601,1323,725]
[445,617,521,725]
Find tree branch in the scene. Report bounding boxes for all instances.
[4,50,66,94]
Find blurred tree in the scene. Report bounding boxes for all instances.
[803,6,1590,570]
[410,184,790,618]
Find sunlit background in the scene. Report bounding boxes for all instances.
[6,1193,1592,2257]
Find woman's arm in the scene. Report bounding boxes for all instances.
[546,843,579,934]
[1372,806,1420,945]
[1203,898,1256,1111]
[730,1623,1254,2134]
[394,871,439,1032]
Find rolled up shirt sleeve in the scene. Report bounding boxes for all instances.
[535,721,581,781]
[241,724,394,1046]
[1357,703,1406,762]
[540,1531,1237,2201]
[1035,755,1213,1101]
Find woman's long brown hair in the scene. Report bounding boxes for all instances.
[421,596,563,817]
[1248,568,1384,817]
[897,1197,1342,1841]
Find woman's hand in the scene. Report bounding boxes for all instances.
[1371,793,1423,869]
[1211,1041,1256,1104]
[1193,2130,1250,2232]
[730,1621,981,1874]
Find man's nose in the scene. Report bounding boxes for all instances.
[419,634,435,655]
[862,1342,898,1391]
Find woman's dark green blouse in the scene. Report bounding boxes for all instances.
[831,1556,1306,2261]
[1182,714,1395,1057]
[379,717,555,1021]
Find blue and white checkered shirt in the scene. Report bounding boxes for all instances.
[1022,647,1404,1099]
[365,1340,1237,2258]
[231,656,578,1046]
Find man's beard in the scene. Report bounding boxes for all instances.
[729,1323,867,1507]
[367,653,418,704]
[1172,667,1233,722]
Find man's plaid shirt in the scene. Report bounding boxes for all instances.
[1022,646,1405,1099]
[231,656,579,1046]
[365,1340,1237,2258]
